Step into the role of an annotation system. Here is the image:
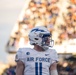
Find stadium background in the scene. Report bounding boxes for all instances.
[0,0,76,75]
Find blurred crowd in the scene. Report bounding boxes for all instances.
[2,65,16,75]
[57,61,76,75]
[6,0,76,53]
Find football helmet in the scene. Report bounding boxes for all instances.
[28,26,54,50]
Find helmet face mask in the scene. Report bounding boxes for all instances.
[29,26,54,50]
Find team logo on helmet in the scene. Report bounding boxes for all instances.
[31,28,46,32]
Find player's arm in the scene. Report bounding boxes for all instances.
[16,60,25,75]
[49,62,58,75]
[15,48,25,75]
[49,49,58,75]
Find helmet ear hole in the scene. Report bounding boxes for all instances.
[35,38,38,40]
[32,43,36,45]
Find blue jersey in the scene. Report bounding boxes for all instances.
[15,48,58,75]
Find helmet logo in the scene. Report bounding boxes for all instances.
[31,28,45,32]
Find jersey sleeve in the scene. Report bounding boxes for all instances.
[51,49,59,64]
[15,48,25,63]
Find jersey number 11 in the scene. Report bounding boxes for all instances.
[35,62,42,75]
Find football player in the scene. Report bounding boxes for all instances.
[15,26,58,75]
